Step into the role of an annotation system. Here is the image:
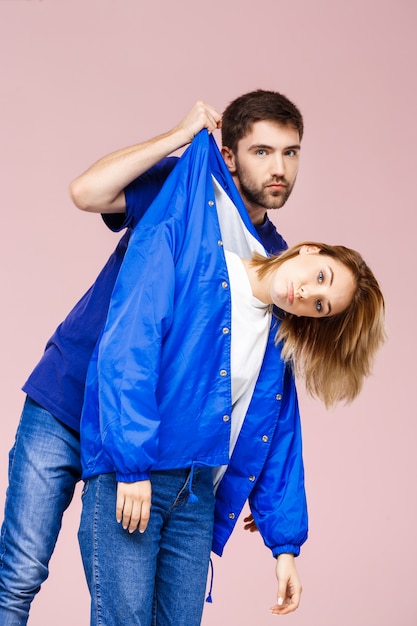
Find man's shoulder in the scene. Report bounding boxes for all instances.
[255,214,288,254]
[144,156,179,179]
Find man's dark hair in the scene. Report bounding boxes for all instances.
[221,89,304,152]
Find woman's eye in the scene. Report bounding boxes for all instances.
[318,271,324,283]
[316,300,323,312]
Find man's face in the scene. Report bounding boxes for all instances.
[222,120,301,224]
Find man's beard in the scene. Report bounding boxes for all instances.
[236,165,295,211]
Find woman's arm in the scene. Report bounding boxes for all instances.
[248,367,307,613]
[270,553,302,615]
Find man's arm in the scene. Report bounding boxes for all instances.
[69,100,221,214]
[116,480,152,534]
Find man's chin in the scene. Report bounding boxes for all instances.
[265,192,289,210]
[264,200,287,211]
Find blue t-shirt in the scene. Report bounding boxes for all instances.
[23,159,287,432]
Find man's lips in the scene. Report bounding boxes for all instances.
[265,182,287,194]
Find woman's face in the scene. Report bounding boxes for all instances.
[270,245,355,318]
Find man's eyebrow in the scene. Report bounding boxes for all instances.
[248,143,301,151]
[248,143,273,150]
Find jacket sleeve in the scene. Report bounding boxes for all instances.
[85,131,213,482]
[96,222,176,482]
[248,366,308,557]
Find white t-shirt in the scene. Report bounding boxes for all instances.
[211,177,272,489]
[212,249,271,489]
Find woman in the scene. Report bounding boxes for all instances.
[78,131,385,626]
[243,241,385,406]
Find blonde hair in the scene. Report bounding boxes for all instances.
[251,242,386,407]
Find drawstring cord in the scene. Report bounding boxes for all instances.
[187,463,198,503]
[205,558,214,603]
[186,464,214,602]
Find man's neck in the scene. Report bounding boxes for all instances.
[247,205,267,226]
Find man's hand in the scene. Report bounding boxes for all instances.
[174,100,222,146]
[116,480,151,534]
[270,553,302,615]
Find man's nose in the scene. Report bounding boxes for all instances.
[270,154,285,177]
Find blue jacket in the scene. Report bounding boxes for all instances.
[80,130,308,557]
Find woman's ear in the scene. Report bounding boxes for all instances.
[221,146,237,173]
[299,244,322,255]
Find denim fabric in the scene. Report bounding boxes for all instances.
[0,397,81,625]
[78,469,215,626]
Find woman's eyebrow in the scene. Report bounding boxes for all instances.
[327,265,334,286]
[325,266,333,315]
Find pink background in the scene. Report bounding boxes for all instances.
[1,1,416,624]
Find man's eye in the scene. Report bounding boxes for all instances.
[256,149,267,156]
[318,271,324,283]
[285,149,298,157]
[316,300,323,312]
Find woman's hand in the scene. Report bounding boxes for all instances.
[243,513,259,533]
[116,480,152,533]
[270,553,302,615]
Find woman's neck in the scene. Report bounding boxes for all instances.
[240,258,273,305]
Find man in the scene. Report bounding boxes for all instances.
[0,90,303,624]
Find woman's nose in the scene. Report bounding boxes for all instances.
[296,285,309,299]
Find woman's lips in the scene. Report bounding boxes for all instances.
[288,282,294,305]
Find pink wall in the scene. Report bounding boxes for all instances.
[1,1,416,624]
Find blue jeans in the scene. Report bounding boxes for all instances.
[0,397,82,625]
[78,469,215,626]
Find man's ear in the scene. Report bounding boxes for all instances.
[221,146,237,173]
[299,244,321,255]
